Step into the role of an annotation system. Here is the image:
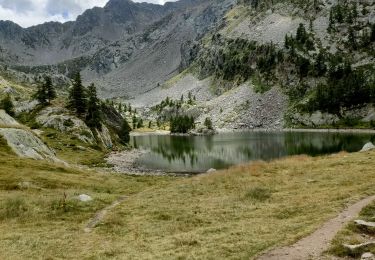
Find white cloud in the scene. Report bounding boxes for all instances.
[0,0,176,28]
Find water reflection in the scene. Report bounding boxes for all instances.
[131,131,374,172]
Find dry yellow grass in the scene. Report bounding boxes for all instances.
[0,134,374,259]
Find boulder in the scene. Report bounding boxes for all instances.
[0,109,20,127]
[36,107,96,144]
[96,124,113,149]
[344,241,375,251]
[15,100,39,114]
[361,252,375,260]
[355,219,375,228]
[360,142,375,152]
[0,128,61,162]
[78,194,93,202]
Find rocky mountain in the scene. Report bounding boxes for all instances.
[1,0,374,130]
[0,0,235,98]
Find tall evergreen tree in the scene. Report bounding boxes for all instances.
[34,76,56,105]
[0,94,15,116]
[119,119,132,144]
[296,23,308,44]
[86,83,102,129]
[371,23,375,42]
[68,72,86,116]
[34,82,48,105]
[45,76,56,103]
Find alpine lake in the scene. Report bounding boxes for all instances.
[131,131,375,173]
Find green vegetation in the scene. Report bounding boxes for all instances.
[86,83,102,129]
[68,72,87,116]
[119,119,132,145]
[170,115,195,133]
[0,94,15,116]
[0,136,172,259]
[329,201,375,257]
[97,151,374,259]
[196,17,375,120]
[34,76,56,105]
[204,117,213,130]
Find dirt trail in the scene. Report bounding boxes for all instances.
[84,196,127,233]
[257,195,375,260]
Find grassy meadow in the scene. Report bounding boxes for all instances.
[0,134,374,259]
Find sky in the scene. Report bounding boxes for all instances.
[0,0,176,28]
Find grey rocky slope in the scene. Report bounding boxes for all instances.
[0,109,60,162]
[0,0,235,98]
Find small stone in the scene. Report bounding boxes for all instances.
[361,252,375,260]
[360,142,375,152]
[78,194,93,202]
[207,168,217,173]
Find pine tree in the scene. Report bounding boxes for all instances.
[119,119,132,144]
[34,82,48,105]
[137,118,143,129]
[45,76,56,103]
[328,9,334,32]
[371,23,375,42]
[348,27,357,50]
[86,83,102,129]
[132,115,137,129]
[68,72,86,116]
[296,23,308,44]
[204,117,213,130]
[0,94,15,116]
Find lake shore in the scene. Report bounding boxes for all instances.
[131,128,375,136]
[105,149,198,176]
[217,127,375,134]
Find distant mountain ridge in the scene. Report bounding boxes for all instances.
[0,0,234,98]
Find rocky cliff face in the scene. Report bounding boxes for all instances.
[0,0,235,99]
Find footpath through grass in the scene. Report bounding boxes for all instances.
[0,135,374,259]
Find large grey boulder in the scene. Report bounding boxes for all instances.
[77,194,93,202]
[96,124,113,149]
[0,109,20,127]
[360,142,375,152]
[36,107,96,144]
[0,128,60,162]
[361,252,375,260]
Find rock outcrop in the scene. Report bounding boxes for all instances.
[0,109,20,127]
[0,109,62,162]
[36,107,96,144]
[0,128,60,162]
[360,142,375,152]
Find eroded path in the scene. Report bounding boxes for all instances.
[257,195,375,260]
[84,196,127,233]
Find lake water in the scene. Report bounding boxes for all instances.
[131,131,375,173]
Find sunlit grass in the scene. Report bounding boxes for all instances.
[1,132,374,259]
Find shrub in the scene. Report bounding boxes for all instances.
[0,197,29,219]
[244,187,271,202]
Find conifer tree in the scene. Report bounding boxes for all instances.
[132,115,137,129]
[35,82,48,105]
[296,23,308,44]
[68,72,86,116]
[119,119,132,144]
[35,76,56,105]
[348,27,357,50]
[86,83,102,129]
[0,94,15,116]
[44,76,56,103]
[371,23,375,42]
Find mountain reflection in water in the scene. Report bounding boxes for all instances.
[131,132,374,173]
